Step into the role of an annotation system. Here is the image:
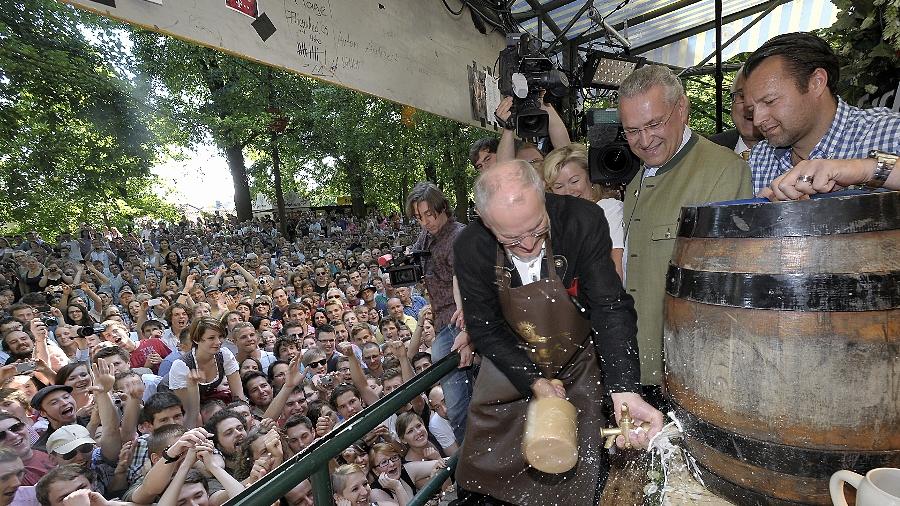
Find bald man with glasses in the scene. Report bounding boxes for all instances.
[453,160,663,505]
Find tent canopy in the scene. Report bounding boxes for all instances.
[510,0,837,70]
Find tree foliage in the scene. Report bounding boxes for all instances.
[0,0,177,237]
[823,0,900,106]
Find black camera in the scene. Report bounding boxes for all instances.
[586,109,641,185]
[40,317,57,327]
[384,249,431,288]
[77,323,108,337]
[498,33,569,139]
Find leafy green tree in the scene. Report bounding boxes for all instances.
[823,0,900,106]
[130,32,278,222]
[0,0,176,236]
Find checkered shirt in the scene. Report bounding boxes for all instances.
[749,97,900,195]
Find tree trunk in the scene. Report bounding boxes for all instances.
[343,157,367,218]
[198,50,253,221]
[400,144,411,214]
[425,161,438,186]
[447,149,469,223]
[224,145,252,221]
[271,131,287,235]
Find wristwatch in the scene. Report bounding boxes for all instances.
[866,150,898,189]
[162,447,180,463]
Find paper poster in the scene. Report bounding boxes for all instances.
[484,73,502,128]
[469,66,486,122]
[226,0,258,18]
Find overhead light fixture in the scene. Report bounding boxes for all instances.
[582,51,646,89]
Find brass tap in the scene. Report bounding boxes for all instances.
[600,403,650,449]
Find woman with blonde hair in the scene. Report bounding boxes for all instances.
[332,463,400,506]
[541,143,625,279]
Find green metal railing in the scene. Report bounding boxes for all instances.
[407,454,458,506]
[226,351,461,506]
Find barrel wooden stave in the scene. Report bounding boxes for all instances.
[670,229,900,274]
[665,297,900,451]
[664,192,900,506]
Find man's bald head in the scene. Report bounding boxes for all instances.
[474,160,545,222]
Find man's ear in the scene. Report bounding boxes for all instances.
[808,67,829,98]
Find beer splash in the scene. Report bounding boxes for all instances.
[643,412,705,505]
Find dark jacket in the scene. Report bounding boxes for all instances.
[709,128,740,150]
[454,192,640,397]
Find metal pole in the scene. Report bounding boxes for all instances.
[310,468,332,506]
[714,0,723,133]
[407,455,459,506]
[546,0,594,54]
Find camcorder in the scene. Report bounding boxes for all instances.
[382,249,431,288]
[585,109,641,185]
[497,32,569,139]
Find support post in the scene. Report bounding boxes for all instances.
[714,0,724,133]
[310,468,332,506]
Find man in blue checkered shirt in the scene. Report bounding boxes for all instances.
[742,32,900,200]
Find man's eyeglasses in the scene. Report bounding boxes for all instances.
[622,100,680,140]
[306,359,327,368]
[0,422,25,442]
[376,455,400,469]
[287,333,303,339]
[498,224,550,249]
[60,443,94,460]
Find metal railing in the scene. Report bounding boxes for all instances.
[226,351,462,506]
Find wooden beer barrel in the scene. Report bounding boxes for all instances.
[664,191,900,505]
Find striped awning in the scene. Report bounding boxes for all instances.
[512,0,838,69]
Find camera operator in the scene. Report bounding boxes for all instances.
[406,182,472,445]
[495,94,570,167]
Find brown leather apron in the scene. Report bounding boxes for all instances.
[455,243,608,505]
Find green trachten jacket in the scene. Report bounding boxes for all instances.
[624,132,753,385]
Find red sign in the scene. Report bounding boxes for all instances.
[225,0,258,18]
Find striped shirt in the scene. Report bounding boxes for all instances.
[749,97,900,195]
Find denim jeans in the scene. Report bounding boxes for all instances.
[432,324,474,444]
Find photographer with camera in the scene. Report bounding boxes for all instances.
[495,94,570,168]
[406,182,472,445]
[494,33,571,167]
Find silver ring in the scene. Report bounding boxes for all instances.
[796,174,814,184]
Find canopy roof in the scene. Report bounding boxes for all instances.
[510,0,837,70]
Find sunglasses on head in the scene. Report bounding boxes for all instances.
[306,359,327,368]
[0,422,25,442]
[60,443,94,460]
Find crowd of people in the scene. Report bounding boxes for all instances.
[0,210,463,506]
[0,30,896,506]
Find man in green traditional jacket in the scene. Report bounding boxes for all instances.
[620,65,753,404]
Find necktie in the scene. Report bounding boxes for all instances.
[740,150,751,161]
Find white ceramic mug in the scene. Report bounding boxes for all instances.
[830,468,900,506]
